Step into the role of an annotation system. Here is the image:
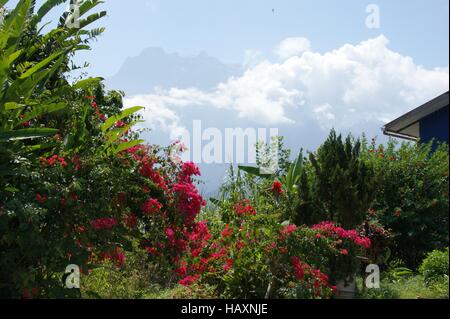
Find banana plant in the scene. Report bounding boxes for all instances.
[0,0,108,179]
[0,0,64,143]
[238,150,304,194]
[100,106,145,155]
[285,150,304,194]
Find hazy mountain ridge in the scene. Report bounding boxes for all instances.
[107,47,242,95]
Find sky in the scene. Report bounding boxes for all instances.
[68,0,450,76]
[10,0,448,76]
[4,0,449,192]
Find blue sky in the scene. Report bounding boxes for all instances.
[66,0,449,77]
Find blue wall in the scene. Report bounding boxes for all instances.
[419,105,449,146]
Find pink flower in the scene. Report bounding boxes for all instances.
[340,249,348,256]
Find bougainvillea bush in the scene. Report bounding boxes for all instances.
[182,163,373,299]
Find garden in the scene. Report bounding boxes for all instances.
[0,1,448,299]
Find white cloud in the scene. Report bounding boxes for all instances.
[275,37,312,60]
[125,35,449,137]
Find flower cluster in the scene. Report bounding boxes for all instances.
[312,221,371,249]
[234,200,257,216]
[90,217,118,230]
[179,161,201,182]
[141,198,162,215]
[272,180,283,195]
[89,97,107,121]
[172,182,206,224]
[41,155,68,168]
[97,246,126,268]
[290,256,334,297]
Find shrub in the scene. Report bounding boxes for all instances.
[363,139,449,268]
[419,248,449,286]
[196,178,372,299]
[296,130,375,228]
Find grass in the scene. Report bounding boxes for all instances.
[356,275,449,299]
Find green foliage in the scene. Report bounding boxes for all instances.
[81,249,155,299]
[0,0,145,298]
[419,248,449,286]
[295,130,375,228]
[363,138,449,268]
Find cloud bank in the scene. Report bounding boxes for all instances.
[125,35,449,140]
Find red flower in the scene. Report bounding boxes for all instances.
[272,180,283,195]
[165,227,176,244]
[45,155,67,168]
[234,200,257,216]
[180,162,201,179]
[340,249,348,256]
[291,256,305,280]
[114,249,126,268]
[172,182,205,224]
[141,198,162,215]
[221,224,233,238]
[145,247,158,256]
[72,155,81,170]
[123,213,138,229]
[115,120,126,128]
[176,264,188,277]
[36,193,47,204]
[312,221,371,249]
[281,224,297,235]
[223,258,234,272]
[90,217,118,230]
[179,274,200,286]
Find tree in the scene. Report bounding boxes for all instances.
[295,130,375,228]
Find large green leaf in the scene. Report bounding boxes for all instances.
[112,139,144,155]
[72,76,103,90]
[101,106,144,132]
[19,50,64,79]
[238,165,273,178]
[0,0,31,53]
[0,127,58,141]
[32,0,66,25]
[16,102,66,124]
[285,150,304,192]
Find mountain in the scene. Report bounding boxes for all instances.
[107,47,242,95]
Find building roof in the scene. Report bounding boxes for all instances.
[383,91,449,140]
